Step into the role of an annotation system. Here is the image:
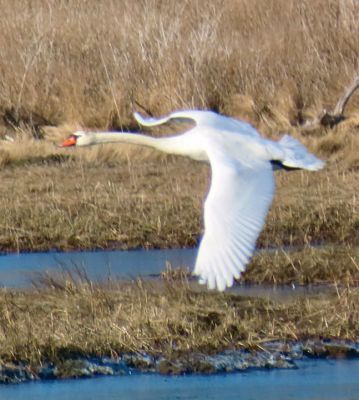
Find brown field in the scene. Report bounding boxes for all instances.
[0,0,358,368]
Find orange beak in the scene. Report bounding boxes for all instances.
[60,135,77,147]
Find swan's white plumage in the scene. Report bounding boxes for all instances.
[133,110,323,291]
[278,134,325,171]
[65,109,325,291]
[194,155,274,291]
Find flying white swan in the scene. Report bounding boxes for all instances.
[61,110,324,291]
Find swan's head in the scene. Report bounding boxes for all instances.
[60,131,94,147]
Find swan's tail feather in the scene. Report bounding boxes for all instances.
[279,135,325,171]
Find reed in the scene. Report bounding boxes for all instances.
[0,0,359,129]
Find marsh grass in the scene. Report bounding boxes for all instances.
[160,244,359,286]
[1,0,359,128]
[0,127,357,285]
[0,147,357,252]
[246,244,359,285]
[0,0,358,370]
[0,0,357,257]
[0,274,357,365]
[0,153,358,251]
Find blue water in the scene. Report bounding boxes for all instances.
[0,248,196,288]
[1,359,358,400]
[0,248,333,300]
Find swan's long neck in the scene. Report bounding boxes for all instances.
[86,131,208,161]
[91,132,159,148]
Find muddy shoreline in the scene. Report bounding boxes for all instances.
[1,339,358,384]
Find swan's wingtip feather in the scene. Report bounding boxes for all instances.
[312,159,326,171]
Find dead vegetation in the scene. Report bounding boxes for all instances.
[0,275,357,365]
[300,75,359,130]
[0,1,358,368]
[0,0,359,131]
[0,0,357,286]
[0,151,357,253]
[246,244,359,285]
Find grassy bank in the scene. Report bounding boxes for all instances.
[0,276,358,366]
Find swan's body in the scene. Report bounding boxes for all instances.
[61,110,324,291]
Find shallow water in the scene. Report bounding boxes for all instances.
[0,248,196,288]
[0,248,331,299]
[1,359,358,400]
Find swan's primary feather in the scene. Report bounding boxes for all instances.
[193,144,275,291]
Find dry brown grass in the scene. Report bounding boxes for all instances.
[0,276,357,365]
[1,0,358,369]
[0,0,358,258]
[0,138,357,285]
[0,0,359,129]
[0,144,357,253]
[0,0,357,278]
[246,244,359,285]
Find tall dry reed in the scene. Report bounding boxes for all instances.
[0,0,358,130]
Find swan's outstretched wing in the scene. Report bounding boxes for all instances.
[134,110,260,137]
[194,154,275,291]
